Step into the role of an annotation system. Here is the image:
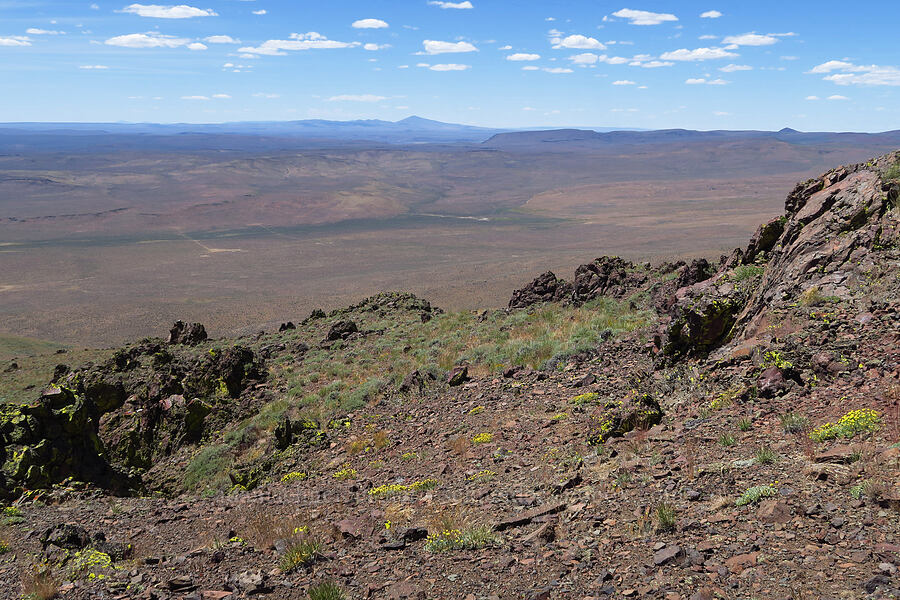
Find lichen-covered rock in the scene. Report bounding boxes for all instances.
[508,271,573,309]
[588,391,662,444]
[662,273,755,357]
[743,216,786,264]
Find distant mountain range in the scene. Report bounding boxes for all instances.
[1,116,899,151]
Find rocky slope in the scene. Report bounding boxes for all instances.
[0,152,898,599]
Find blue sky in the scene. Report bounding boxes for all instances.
[1,1,898,130]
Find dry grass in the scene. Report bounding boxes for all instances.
[447,436,469,456]
[22,566,59,600]
[240,508,313,552]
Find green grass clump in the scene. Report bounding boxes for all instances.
[719,433,736,447]
[424,525,500,552]
[183,444,233,491]
[654,502,677,532]
[738,418,752,432]
[731,265,765,281]
[810,409,880,442]
[280,539,321,573]
[308,582,346,600]
[780,413,808,434]
[735,484,777,506]
[754,446,778,465]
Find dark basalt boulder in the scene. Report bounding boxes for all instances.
[325,320,359,342]
[508,271,572,309]
[572,256,643,305]
[168,321,207,346]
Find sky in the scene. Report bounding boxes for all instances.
[1,1,898,131]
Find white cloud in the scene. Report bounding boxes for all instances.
[551,34,605,50]
[27,28,65,35]
[543,67,572,73]
[700,10,722,18]
[352,18,388,29]
[204,35,239,44]
[828,94,849,100]
[428,63,470,71]
[809,60,900,86]
[722,33,778,47]
[328,94,387,102]
[120,4,217,18]
[252,9,266,15]
[570,52,599,65]
[719,63,752,72]
[506,53,540,61]
[713,111,731,116]
[253,93,280,98]
[698,34,718,40]
[522,65,539,71]
[91,3,100,9]
[211,93,230,99]
[522,107,536,111]
[422,40,477,54]
[428,1,474,8]
[660,47,737,61]
[181,95,210,100]
[238,33,360,55]
[686,77,729,85]
[0,36,32,46]
[79,64,109,69]
[636,60,674,68]
[805,95,819,100]
[187,42,206,50]
[611,8,678,26]
[105,32,192,48]
[612,80,635,85]
[364,43,390,51]
[498,45,512,50]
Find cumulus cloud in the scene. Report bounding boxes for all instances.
[105,32,193,48]
[685,77,728,85]
[0,36,32,46]
[187,42,206,50]
[363,43,390,51]
[612,80,636,85]
[506,53,540,61]
[27,28,65,35]
[660,47,737,61]
[635,60,674,68]
[328,94,387,102]
[422,40,477,54]
[611,8,678,26]
[805,95,820,100]
[722,33,778,47]
[522,65,539,71]
[427,1,474,8]
[252,9,266,15]
[700,10,722,18]
[828,94,849,100]
[551,34,605,50]
[120,4,217,18]
[809,60,900,86]
[238,32,360,55]
[204,35,239,44]
[211,93,230,98]
[719,64,752,72]
[352,19,388,29]
[181,95,209,100]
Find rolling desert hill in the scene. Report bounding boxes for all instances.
[2,121,900,345]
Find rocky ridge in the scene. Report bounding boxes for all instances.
[0,152,898,599]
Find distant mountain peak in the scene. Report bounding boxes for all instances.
[779,127,800,134]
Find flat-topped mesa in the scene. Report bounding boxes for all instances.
[660,150,900,359]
